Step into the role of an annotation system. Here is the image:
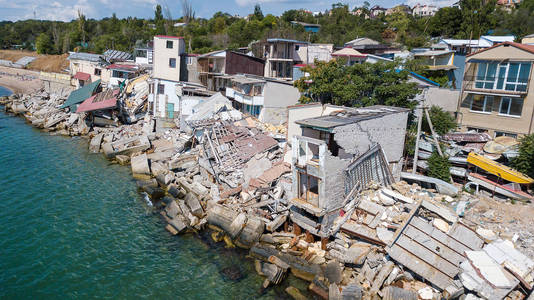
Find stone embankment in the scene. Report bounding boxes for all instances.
[3,90,534,300]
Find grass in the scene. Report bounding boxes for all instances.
[0,50,69,73]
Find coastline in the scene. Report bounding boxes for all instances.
[0,66,42,94]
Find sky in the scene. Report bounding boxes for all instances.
[0,0,455,22]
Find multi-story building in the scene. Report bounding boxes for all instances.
[412,4,438,17]
[148,35,186,119]
[252,38,300,80]
[457,42,534,138]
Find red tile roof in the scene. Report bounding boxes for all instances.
[155,35,184,39]
[467,41,534,57]
[73,72,91,81]
[76,89,119,113]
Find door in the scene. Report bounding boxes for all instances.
[167,103,174,119]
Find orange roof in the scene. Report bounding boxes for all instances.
[467,41,534,57]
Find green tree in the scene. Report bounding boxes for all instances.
[427,151,451,182]
[512,134,534,178]
[154,4,165,35]
[294,59,419,109]
[422,106,457,135]
[253,4,264,21]
[35,32,53,54]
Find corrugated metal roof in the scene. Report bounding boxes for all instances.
[104,49,132,61]
[60,79,101,109]
[76,89,119,113]
[266,38,305,44]
[68,52,103,62]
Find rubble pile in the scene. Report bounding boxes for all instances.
[3,88,534,300]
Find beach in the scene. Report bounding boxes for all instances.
[0,66,41,94]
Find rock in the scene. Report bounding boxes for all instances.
[219,266,243,282]
[168,218,187,233]
[165,224,178,235]
[165,200,181,219]
[476,227,497,241]
[150,161,167,177]
[286,286,307,300]
[185,193,203,217]
[376,227,394,244]
[433,218,450,232]
[131,153,151,179]
[89,133,104,153]
[116,155,130,165]
[136,178,158,189]
[418,286,433,300]
[324,260,343,285]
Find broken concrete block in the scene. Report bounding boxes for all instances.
[286,286,307,300]
[476,227,497,242]
[376,227,394,244]
[131,153,151,179]
[433,218,450,232]
[165,200,181,219]
[89,133,103,153]
[116,155,130,165]
[185,193,203,217]
[325,260,343,285]
[168,217,187,233]
[150,161,167,177]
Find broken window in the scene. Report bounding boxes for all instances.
[298,171,320,207]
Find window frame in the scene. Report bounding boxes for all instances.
[157,84,165,95]
[470,94,493,114]
[166,40,173,49]
[475,61,531,92]
[498,97,523,117]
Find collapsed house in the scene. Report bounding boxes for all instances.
[288,105,409,239]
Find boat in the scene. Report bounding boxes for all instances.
[400,172,458,196]
[466,173,534,201]
[466,152,534,184]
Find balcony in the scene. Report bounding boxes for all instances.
[462,75,529,96]
[225,87,264,106]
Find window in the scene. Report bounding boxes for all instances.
[475,62,498,89]
[295,45,300,51]
[495,131,518,138]
[94,68,101,76]
[166,40,173,49]
[187,56,193,65]
[470,95,493,113]
[135,49,147,58]
[499,97,523,116]
[475,62,531,92]
[169,58,176,68]
[157,84,165,94]
[298,171,320,206]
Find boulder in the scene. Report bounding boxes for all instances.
[131,153,151,179]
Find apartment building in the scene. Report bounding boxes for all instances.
[148,35,186,119]
[458,42,534,138]
[252,38,300,80]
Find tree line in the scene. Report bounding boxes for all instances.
[2,0,534,55]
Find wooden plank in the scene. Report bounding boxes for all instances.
[404,225,466,266]
[448,222,483,250]
[410,217,471,255]
[396,235,459,278]
[388,244,453,290]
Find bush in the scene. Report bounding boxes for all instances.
[512,134,534,179]
[423,106,457,136]
[427,151,451,183]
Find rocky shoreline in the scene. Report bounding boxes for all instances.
[3,89,534,300]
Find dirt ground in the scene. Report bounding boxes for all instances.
[0,50,69,73]
[462,194,534,258]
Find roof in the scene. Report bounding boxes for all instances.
[332,47,366,58]
[198,50,226,58]
[68,52,103,62]
[76,89,119,113]
[154,35,184,39]
[14,56,36,66]
[290,21,321,28]
[408,71,440,86]
[266,38,304,44]
[230,75,266,84]
[73,72,91,81]
[106,64,138,72]
[480,35,515,43]
[344,37,380,47]
[524,33,534,38]
[413,50,454,57]
[467,41,534,57]
[296,105,409,130]
[103,49,132,61]
[60,79,101,109]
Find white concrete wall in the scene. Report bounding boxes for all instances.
[425,87,460,113]
[150,79,181,118]
[153,36,185,82]
[259,81,301,124]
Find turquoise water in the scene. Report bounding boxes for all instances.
[0,88,306,299]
